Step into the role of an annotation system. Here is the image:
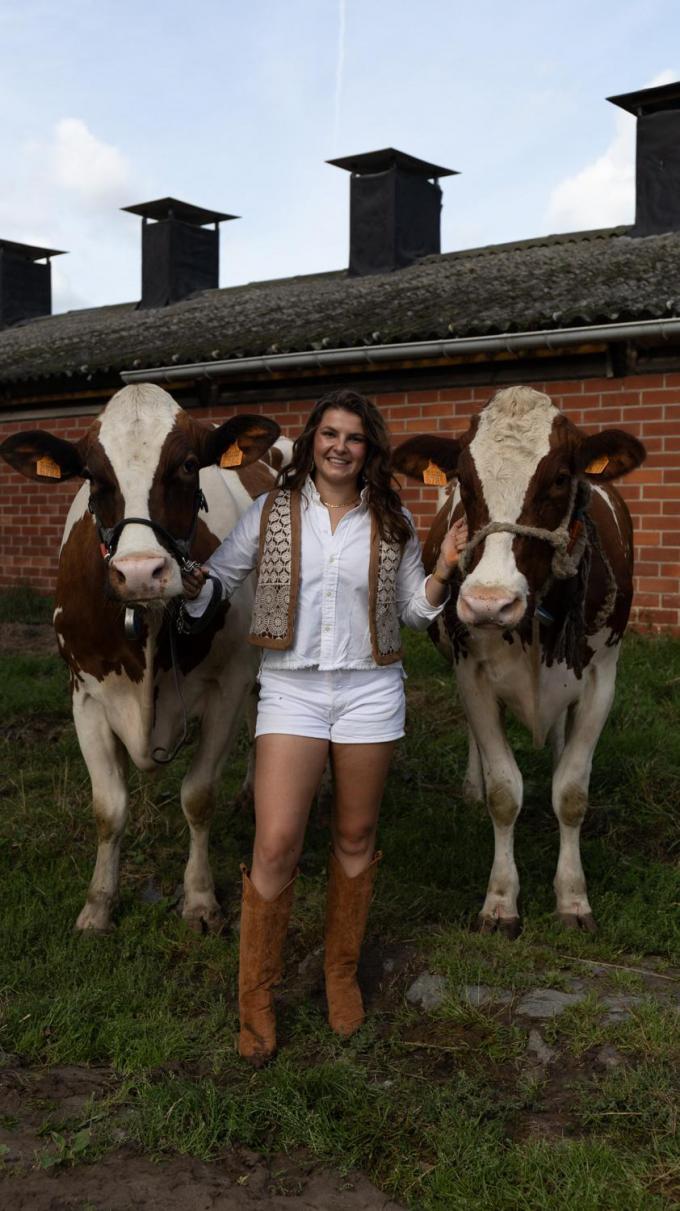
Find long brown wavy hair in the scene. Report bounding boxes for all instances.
[278,389,412,545]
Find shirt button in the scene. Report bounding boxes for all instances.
[324,626,331,632]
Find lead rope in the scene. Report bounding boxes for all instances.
[151,608,190,765]
[530,612,542,748]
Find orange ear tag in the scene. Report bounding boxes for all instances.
[220,443,244,468]
[585,454,609,475]
[36,456,62,479]
[422,460,447,487]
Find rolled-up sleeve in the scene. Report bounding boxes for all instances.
[397,516,449,632]
[183,495,264,618]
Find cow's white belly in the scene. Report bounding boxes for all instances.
[74,578,257,772]
[459,627,618,738]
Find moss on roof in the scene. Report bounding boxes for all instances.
[1,226,679,385]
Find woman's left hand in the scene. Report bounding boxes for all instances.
[435,516,468,580]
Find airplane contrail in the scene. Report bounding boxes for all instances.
[332,0,347,154]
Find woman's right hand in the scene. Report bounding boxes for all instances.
[181,565,208,599]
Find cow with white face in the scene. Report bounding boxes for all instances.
[1,383,282,933]
[394,386,645,935]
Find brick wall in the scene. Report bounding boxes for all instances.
[1,372,678,630]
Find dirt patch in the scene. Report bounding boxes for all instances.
[0,1153,404,1210]
[0,622,56,657]
[0,713,68,744]
[0,1063,403,1210]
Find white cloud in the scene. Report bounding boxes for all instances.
[51,118,132,206]
[0,118,148,311]
[545,69,677,232]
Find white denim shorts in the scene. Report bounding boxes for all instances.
[255,666,406,744]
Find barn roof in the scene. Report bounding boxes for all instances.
[2,224,680,386]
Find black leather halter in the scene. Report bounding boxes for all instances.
[88,489,208,573]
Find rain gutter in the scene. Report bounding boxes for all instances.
[119,316,680,386]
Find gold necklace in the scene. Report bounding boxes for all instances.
[319,497,359,509]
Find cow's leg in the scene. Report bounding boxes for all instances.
[232,685,258,812]
[181,666,253,933]
[73,693,129,933]
[459,674,523,936]
[462,725,484,802]
[549,710,567,767]
[552,658,618,932]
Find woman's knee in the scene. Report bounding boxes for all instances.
[333,819,376,857]
[253,832,302,871]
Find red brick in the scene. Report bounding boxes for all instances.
[637,577,678,592]
[421,403,457,417]
[636,389,680,405]
[406,390,440,404]
[387,404,423,419]
[620,405,666,422]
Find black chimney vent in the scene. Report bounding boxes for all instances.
[122,197,238,309]
[327,148,457,276]
[0,239,64,329]
[609,81,680,236]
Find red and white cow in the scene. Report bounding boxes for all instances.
[394,386,645,935]
[1,383,283,933]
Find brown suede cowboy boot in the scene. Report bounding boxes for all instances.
[324,850,381,1037]
[238,865,296,1066]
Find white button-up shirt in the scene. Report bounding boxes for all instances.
[184,478,446,671]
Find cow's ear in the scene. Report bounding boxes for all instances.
[575,429,646,482]
[392,435,462,483]
[199,416,281,469]
[0,430,85,482]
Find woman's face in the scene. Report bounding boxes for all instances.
[312,407,368,489]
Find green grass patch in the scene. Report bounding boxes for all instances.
[0,629,679,1208]
[0,585,54,624]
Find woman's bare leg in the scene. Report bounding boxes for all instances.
[250,733,329,899]
[330,741,396,875]
[324,740,396,1035]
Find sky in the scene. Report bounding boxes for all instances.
[0,0,678,313]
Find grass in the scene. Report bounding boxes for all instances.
[0,585,54,624]
[0,599,679,1208]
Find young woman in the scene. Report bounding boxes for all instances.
[181,389,466,1065]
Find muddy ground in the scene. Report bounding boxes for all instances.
[0,621,57,657]
[0,1062,403,1210]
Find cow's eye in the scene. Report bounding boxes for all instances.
[553,471,571,490]
[182,458,199,475]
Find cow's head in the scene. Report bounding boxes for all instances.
[1,383,280,603]
[393,386,645,629]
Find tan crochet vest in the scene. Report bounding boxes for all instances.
[248,489,403,665]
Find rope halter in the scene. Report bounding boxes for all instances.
[457,477,592,583]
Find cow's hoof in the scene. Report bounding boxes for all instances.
[498,916,522,940]
[74,905,114,934]
[182,906,226,936]
[475,913,521,938]
[558,911,597,934]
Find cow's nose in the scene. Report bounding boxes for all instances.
[457,585,525,628]
[109,555,168,599]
